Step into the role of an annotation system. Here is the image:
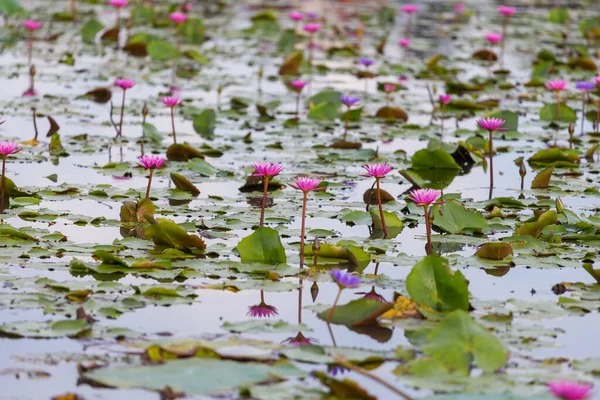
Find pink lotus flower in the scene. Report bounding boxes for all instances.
[407,188,442,206]
[183,2,193,12]
[290,80,307,92]
[486,33,503,44]
[109,0,128,7]
[594,76,600,86]
[477,117,507,131]
[252,162,284,178]
[290,177,323,193]
[454,3,466,14]
[138,155,165,169]
[498,5,516,16]
[289,11,303,22]
[401,4,418,14]
[303,23,322,33]
[439,94,451,104]
[361,163,393,178]
[23,19,42,31]
[22,88,38,97]
[398,38,411,47]
[284,332,313,346]
[546,80,568,91]
[247,303,279,318]
[170,12,187,24]
[114,78,135,89]
[0,141,23,156]
[384,84,396,93]
[548,381,592,400]
[161,96,181,107]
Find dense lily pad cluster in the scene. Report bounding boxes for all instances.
[0,0,599,399]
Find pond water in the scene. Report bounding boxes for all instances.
[0,0,599,399]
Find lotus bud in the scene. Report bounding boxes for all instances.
[556,197,565,213]
[310,281,319,302]
[519,160,526,179]
[568,122,575,136]
[142,102,148,118]
[30,65,36,77]
[312,236,320,253]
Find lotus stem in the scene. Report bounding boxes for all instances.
[581,92,586,135]
[70,0,76,20]
[117,89,126,138]
[375,178,388,237]
[145,168,154,199]
[259,176,270,227]
[28,31,33,66]
[327,287,342,325]
[331,355,415,400]
[343,105,349,141]
[170,106,177,144]
[556,91,561,121]
[488,129,494,200]
[0,156,6,213]
[441,104,445,135]
[501,16,508,67]
[299,192,307,267]
[295,92,300,118]
[423,204,432,254]
[32,107,39,141]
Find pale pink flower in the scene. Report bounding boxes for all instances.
[170,12,187,24]
[361,163,393,178]
[498,5,516,16]
[398,38,411,47]
[384,84,396,93]
[161,96,181,107]
[290,177,323,193]
[23,19,42,31]
[486,33,503,44]
[0,142,23,156]
[283,332,314,346]
[454,4,466,14]
[439,94,451,104]
[114,78,135,89]
[138,155,165,169]
[401,4,418,14]
[477,117,507,131]
[247,303,278,318]
[289,11,303,22]
[290,80,307,92]
[182,2,193,12]
[407,188,442,206]
[303,23,322,33]
[252,162,284,178]
[109,0,128,7]
[546,80,568,91]
[594,76,600,86]
[548,381,592,400]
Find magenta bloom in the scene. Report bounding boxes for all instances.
[284,332,314,346]
[398,38,411,47]
[138,155,165,169]
[22,88,38,97]
[170,12,187,24]
[0,142,23,157]
[305,12,318,20]
[486,33,503,44]
[341,95,360,107]
[247,303,279,318]
[407,188,442,206]
[303,23,322,33]
[290,80,307,91]
[361,163,393,178]
[290,177,323,193]
[498,5,516,16]
[183,2,193,12]
[331,269,361,288]
[109,0,128,7]
[477,117,507,131]
[356,289,386,302]
[161,96,181,108]
[594,76,600,86]
[252,162,284,178]
[384,84,396,93]
[401,4,418,14]
[439,94,451,105]
[23,19,42,31]
[454,3,466,14]
[289,11,303,22]
[115,78,135,89]
[546,80,568,91]
[548,381,592,400]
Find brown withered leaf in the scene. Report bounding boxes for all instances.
[82,87,112,104]
[123,42,148,57]
[46,116,60,137]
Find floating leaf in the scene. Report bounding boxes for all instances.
[406,255,470,312]
[528,148,579,167]
[514,210,557,238]
[81,87,112,104]
[318,299,393,327]
[192,109,216,138]
[235,227,286,264]
[531,167,554,189]
[81,19,103,44]
[474,243,514,260]
[148,40,181,61]
[145,217,206,251]
[278,51,303,76]
[432,200,488,234]
[170,173,200,196]
[539,103,577,123]
[375,106,408,121]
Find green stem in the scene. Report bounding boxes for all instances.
[259,176,269,227]
[423,204,431,254]
[327,288,342,325]
[299,192,307,267]
[488,129,494,200]
[344,106,349,141]
[145,168,154,199]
